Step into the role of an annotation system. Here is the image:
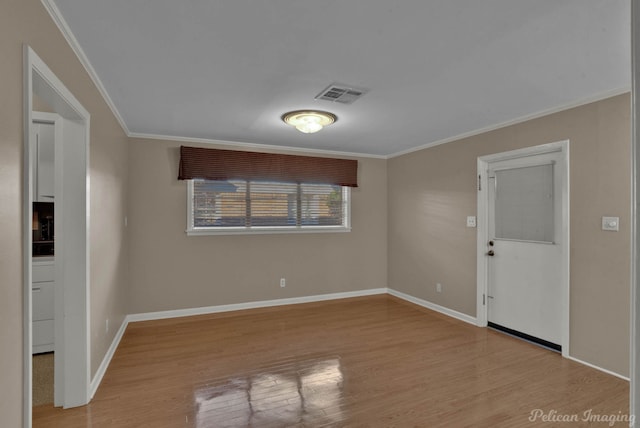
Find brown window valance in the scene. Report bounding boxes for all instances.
[178,146,358,187]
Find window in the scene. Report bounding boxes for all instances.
[187,179,351,235]
[178,145,357,235]
[494,164,554,243]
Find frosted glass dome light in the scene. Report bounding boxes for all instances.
[282,110,337,134]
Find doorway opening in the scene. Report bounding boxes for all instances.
[476,141,570,357]
[23,45,90,426]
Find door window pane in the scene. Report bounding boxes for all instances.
[494,164,554,242]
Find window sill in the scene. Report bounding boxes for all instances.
[186,227,351,236]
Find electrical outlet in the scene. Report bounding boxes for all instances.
[280,278,286,288]
[602,216,619,232]
[436,283,442,293]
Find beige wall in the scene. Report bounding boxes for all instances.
[388,93,631,376]
[0,0,129,424]
[0,2,631,423]
[127,138,388,313]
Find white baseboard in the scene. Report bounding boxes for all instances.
[565,355,629,382]
[89,316,129,399]
[89,289,386,397]
[90,287,627,403]
[387,289,631,381]
[387,288,477,325]
[127,288,388,323]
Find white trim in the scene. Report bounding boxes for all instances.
[23,43,34,428]
[39,0,130,135]
[93,288,476,398]
[186,179,193,232]
[39,0,630,163]
[88,289,385,395]
[388,87,629,159]
[187,227,351,236]
[476,141,565,163]
[39,0,629,163]
[476,162,488,328]
[130,132,387,160]
[566,355,630,382]
[43,0,376,163]
[89,316,128,399]
[127,288,388,323]
[476,141,570,357]
[88,287,633,400]
[387,288,477,326]
[28,47,90,119]
[32,111,61,123]
[186,180,352,236]
[25,45,91,415]
[131,87,627,159]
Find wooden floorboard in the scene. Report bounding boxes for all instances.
[33,295,630,427]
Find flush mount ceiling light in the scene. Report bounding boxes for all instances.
[281,110,337,134]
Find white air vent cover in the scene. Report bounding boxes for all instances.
[315,83,368,104]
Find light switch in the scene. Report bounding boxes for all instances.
[466,216,477,228]
[602,216,619,232]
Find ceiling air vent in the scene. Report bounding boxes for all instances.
[315,83,368,104]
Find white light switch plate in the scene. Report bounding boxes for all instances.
[602,216,619,232]
[466,216,477,228]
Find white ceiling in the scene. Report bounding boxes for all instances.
[49,0,630,157]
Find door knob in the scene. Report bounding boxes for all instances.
[488,240,494,246]
[487,250,495,256]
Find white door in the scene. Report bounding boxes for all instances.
[485,150,565,348]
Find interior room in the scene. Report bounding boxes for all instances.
[1,1,638,427]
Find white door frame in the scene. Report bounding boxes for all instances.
[23,45,91,426]
[476,140,570,357]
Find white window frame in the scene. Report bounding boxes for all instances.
[186,179,351,236]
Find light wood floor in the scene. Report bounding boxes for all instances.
[33,295,630,427]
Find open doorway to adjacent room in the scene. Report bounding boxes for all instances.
[23,45,90,425]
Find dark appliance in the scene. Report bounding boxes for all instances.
[32,202,54,257]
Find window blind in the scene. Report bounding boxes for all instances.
[191,180,349,231]
[178,146,358,187]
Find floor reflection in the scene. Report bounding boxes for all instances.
[194,357,344,427]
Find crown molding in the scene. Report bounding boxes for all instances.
[37,0,385,160]
[39,0,630,161]
[40,0,130,135]
[387,86,631,159]
[128,132,388,159]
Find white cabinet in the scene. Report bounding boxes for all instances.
[32,281,54,320]
[32,121,55,202]
[33,260,55,353]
